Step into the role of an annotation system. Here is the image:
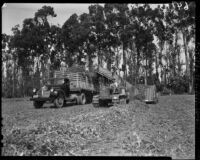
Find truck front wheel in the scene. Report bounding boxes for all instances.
[33,101,43,108]
[126,99,130,104]
[54,94,64,108]
[80,93,86,105]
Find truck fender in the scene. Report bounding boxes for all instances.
[55,90,66,98]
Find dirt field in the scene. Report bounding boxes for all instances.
[2,95,195,158]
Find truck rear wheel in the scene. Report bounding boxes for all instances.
[77,93,86,105]
[33,101,43,108]
[126,99,129,104]
[80,93,86,105]
[54,94,64,108]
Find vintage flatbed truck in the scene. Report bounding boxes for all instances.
[30,65,97,108]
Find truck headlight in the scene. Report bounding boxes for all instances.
[33,88,36,93]
[50,88,54,92]
[54,91,58,94]
[113,96,118,99]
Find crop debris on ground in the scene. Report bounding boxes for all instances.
[1,95,195,158]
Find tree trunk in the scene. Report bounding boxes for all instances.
[133,53,137,85]
[41,62,45,82]
[98,44,101,68]
[159,43,164,84]
[22,69,27,97]
[13,58,16,97]
[116,47,120,75]
[149,57,153,85]
[122,42,126,81]
[155,52,159,82]
[107,48,112,71]
[159,44,163,68]
[182,30,190,93]
[164,68,167,87]
[78,50,82,65]
[173,31,178,77]
[144,55,148,86]
[88,53,93,72]
[177,47,181,76]
[189,49,194,94]
[130,42,136,85]
[136,47,140,84]
[182,31,189,76]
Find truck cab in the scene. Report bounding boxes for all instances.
[30,78,72,108]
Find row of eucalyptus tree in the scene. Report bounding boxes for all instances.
[2,2,195,97]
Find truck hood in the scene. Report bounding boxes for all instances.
[37,84,62,94]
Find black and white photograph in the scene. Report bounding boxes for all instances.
[2,2,195,158]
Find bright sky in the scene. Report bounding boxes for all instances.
[2,3,160,35]
[2,3,102,35]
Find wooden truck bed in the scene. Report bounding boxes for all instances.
[54,70,95,92]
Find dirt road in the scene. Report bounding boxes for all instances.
[2,95,195,158]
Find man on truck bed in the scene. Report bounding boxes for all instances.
[63,78,70,97]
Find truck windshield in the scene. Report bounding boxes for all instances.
[113,88,120,94]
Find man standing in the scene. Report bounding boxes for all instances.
[63,78,70,97]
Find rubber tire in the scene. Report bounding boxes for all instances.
[126,99,130,104]
[33,101,43,109]
[54,94,64,108]
[81,93,86,105]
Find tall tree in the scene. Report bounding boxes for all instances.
[88,4,106,67]
[129,4,156,85]
[104,3,120,71]
[62,13,80,67]
[79,13,96,70]
[172,2,195,93]
[114,3,130,79]
[152,5,166,83]
[34,5,57,79]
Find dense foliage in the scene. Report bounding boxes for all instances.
[2,2,195,97]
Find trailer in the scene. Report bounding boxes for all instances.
[144,85,159,104]
[30,65,97,108]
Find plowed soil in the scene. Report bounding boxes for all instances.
[2,95,195,158]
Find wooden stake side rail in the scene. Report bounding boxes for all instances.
[144,85,157,102]
[54,71,95,92]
